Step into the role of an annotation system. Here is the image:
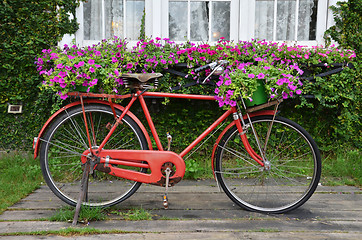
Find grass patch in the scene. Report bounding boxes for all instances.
[0,152,42,214]
[49,206,107,223]
[110,207,153,221]
[322,149,361,186]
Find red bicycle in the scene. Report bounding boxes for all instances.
[33,61,321,214]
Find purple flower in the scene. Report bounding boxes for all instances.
[215,88,220,94]
[257,73,265,79]
[282,92,288,99]
[112,57,118,63]
[227,90,234,96]
[229,100,237,107]
[248,74,255,79]
[58,91,68,100]
[225,80,232,86]
[89,67,95,73]
[296,89,302,95]
[288,84,297,91]
[50,53,59,60]
[126,63,133,69]
[88,59,95,65]
[58,71,67,78]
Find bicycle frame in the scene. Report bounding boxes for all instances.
[34,90,276,186]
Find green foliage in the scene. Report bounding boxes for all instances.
[49,206,107,222]
[110,207,153,221]
[322,149,361,186]
[0,0,83,149]
[0,153,42,213]
[324,0,362,55]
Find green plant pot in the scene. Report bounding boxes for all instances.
[74,85,97,93]
[245,80,268,107]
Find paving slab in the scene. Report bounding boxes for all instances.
[0,180,361,240]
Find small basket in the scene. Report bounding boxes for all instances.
[245,79,268,107]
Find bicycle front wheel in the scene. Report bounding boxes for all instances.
[39,104,148,208]
[215,115,321,213]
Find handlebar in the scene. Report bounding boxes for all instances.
[194,60,229,73]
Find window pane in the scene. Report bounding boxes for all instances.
[169,1,188,41]
[105,0,124,39]
[190,1,209,41]
[211,1,230,41]
[298,0,317,40]
[276,0,296,41]
[255,0,317,41]
[126,0,145,40]
[83,0,103,40]
[255,0,274,40]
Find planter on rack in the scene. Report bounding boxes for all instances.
[245,79,268,107]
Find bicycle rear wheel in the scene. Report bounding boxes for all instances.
[215,115,321,213]
[39,104,148,208]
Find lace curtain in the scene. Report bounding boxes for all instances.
[255,0,317,41]
[83,0,144,41]
[169,1,231,41]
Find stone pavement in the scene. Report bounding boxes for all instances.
[0,180,361,239]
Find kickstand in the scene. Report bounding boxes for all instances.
[72,160,90,226]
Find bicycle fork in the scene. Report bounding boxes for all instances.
[233,99,281,170]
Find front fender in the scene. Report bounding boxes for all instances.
[211,110,276,177]
[33,99,153,159]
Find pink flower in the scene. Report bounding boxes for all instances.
[227,90,234,96]
[248,74,255,78]
[296,89,302,95]
[257,73,265,79]
[282,92,288,99]
[89,67,95,73]
[56,63,64,69]
[126,63,133,69]
[88,59,95,65]
[112,57,118,63]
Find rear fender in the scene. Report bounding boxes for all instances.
[211,110,276,177]
[33,99,153,159]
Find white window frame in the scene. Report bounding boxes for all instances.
[239,0,330,47]
[58,0,336,48]
[146,0,239,44]
[74,0,145,47]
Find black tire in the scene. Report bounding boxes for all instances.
[215,115,321,213]
[39,104,148,207]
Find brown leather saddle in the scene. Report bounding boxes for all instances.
[121,73,162,90]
